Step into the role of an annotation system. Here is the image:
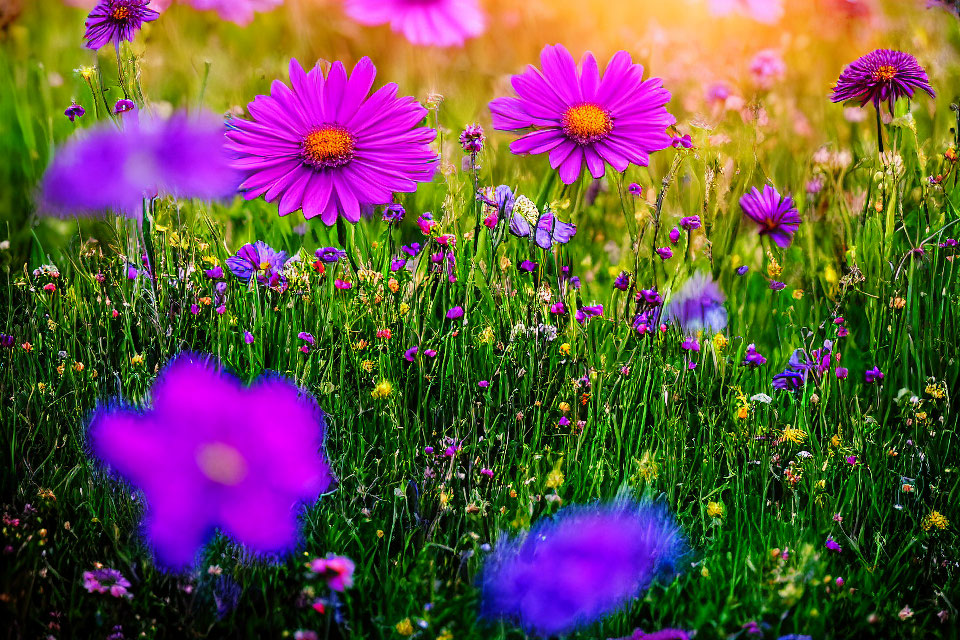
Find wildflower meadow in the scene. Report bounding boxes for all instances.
[2,1,959,638]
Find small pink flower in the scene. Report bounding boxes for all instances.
[309,554,355,592]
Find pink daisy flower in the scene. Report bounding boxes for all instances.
[226,58,438,224]
[489,44,675,185]
[343,0,486,47]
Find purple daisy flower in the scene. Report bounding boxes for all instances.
[226,241,288,289]
[84,0,159,50]
[831,49,935,113]
[344,0,486,47]
[479,497,686,637]
[664,272,727,332]
[740,185,802,249]
[87,354,334,569]
[226,58,439,225]
[489,44,675,185]
[83,567,133,598]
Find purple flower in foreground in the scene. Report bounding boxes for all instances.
[518,260,538,273]
[344,0,486,47]
[740,185,802,248]
[84,0,159,50]
[679,216,701,231]
[835,366,849,379]
[831,49,935,113]
[490,44,675,185]
[243,331,255,344]
[113,99,136,115]
[315,247,347,263]
[865,366,884,383]
[664,272,727,333]
[226,58,438,224]
[743,343,766,367]
[83,568,133,598]
[0,334,15,348]
[656,247,673,260]
[770,281,786,291]
[65,104,86,122]
[298,332,315,346]
[825,538,842,553]
[204,266,224,279]
[87,355,334,569]
[681,338,700,352]
[671,134,693,149]
[446,306,464,320]
[401,243,422,257]
[390,258,407,271]
[226,241,288,289]
[478,380,490,388]
[480,498,686,637]
[669,227,681,245]
[40,111,238,219]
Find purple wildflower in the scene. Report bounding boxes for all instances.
[401,243,423,257]
[518,260,538,273]
[478,380,490,388]
[226,241,288,289]
[671,134,693,149]
[740,185,802,248]
[226,59,438,224]
[576,304,604,324]
[309,554,355,592]
[825,538,842,553]
[664,272,727,332]
[87,354,334,569]
[390,258,407,271]
[446,306,464,320]
[84,0,159,50]
[0,334,15,349]
[770,281,786,291]
[865,366,884,383]
[669,227,681,245]
[628,183,643,197]
[679,215,701,231]
[681,338,700,352]
[65,104,85,122]
[736,265,750,276]
[459,124,485,153]
[831,49,935,113]
[382,204,406,223]
[83,567,133,598]
[613,271,630,291]
[479,498,686,637]
[204,266,224,279]
[243,331,255,344]
[656,247,673,260]
[404,346,418,362]
[835,366,849,379]
[743,343,766,367]
[490,45,675,185]
[315,247,347,263]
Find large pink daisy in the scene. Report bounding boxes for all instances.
[489,44,675,185]
[344,0,486,48]
[226,58,439,224]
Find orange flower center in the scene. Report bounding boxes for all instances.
[872,65,897,81]
[301,125,356,169]
[196,442,248,486]
[561,103,613,144]
[112,6,130,19]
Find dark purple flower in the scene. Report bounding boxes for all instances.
[613,271,630,290]
[298,332,315,346]
[226,59,438,224]
[628,183,643,197]
[87,354,334,569]
[243,331,255,344]
[664,272,727,332]
[831,49,935,113]
[772,366,806,391]
[743,343,766,367]
[204,266,224,279]
[550,302,566,315]
[736,265,750,276]
[404,346,418,362]
[636,288,663,307]
[519,260,538,273]
[490,45,675,185]
[446,306,464,320]
[478,380,490,388]
[681,338,700,352]
[84,0,159,50]
[424,349,438,358]
[479,498,686,637]
[770,281,786,291]
[113,99,136,115]
[679,216,701,231]
[656,247,673,260]
[740,185,802,248]
[65,104,86,122]
[459,124,485,154]
[835,366,849,379]
[401,243,423,257]
[669,227,681,245]
[0,334,15,349]
[226,241,288,289]
[825,538,842,553]
[865,366,884,383]
[671,134,693,149]
[390,258,407,271]
[316,247,347,263]
[382,204,406,223]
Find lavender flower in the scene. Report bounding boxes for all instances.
[656,247,673,260]
[382,204,406,223]
[83,567,133,598]
[679,216,701,231]
[226,241,288,289]
[316,247,347,263]
[446,306,464,320]
[664,272,727,333]
[479,497,686,637]
[87,354,334,569]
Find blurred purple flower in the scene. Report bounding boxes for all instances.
[613,271,630,290]
[656,247,673,260]
[576,304,603,324]
[87,354,334,570]
[479,497,686,637]
[83,567,133,598]
[382,204,406,223]
[446,306,464,320]
[664,272,727,333]
[743,343,766,367]
[344,0,486,47]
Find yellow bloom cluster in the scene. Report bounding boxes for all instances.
[922,511,949,531]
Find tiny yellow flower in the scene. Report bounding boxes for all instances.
[558,401,570,413]
[737,405,749,420]
[824,265,838,285]
[395,618,414,637]
[706,501,724,519]
[131,354,144,366]
[376,529,384,539]
[371,380,393,399]
[388,278,399,293]
[792,289,804,300]
[713,333,728,350]
[399,303,410,315]
[922,510,949,531]
[700,565,710,578]
[361,360,375,373]
[559,343,571,356]
[545,458,565,490]
[56,363,65,376]
[781,426,807,445]
[479,326,495,344]
[767,256,783,279]
[830,434,842,448]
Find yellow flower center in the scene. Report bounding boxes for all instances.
[196,442,248,486]
[872,65,897,81]
[259,261,271,271]
[301,125,356,169]
[112,6,130,20]
[562,103,613,144]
